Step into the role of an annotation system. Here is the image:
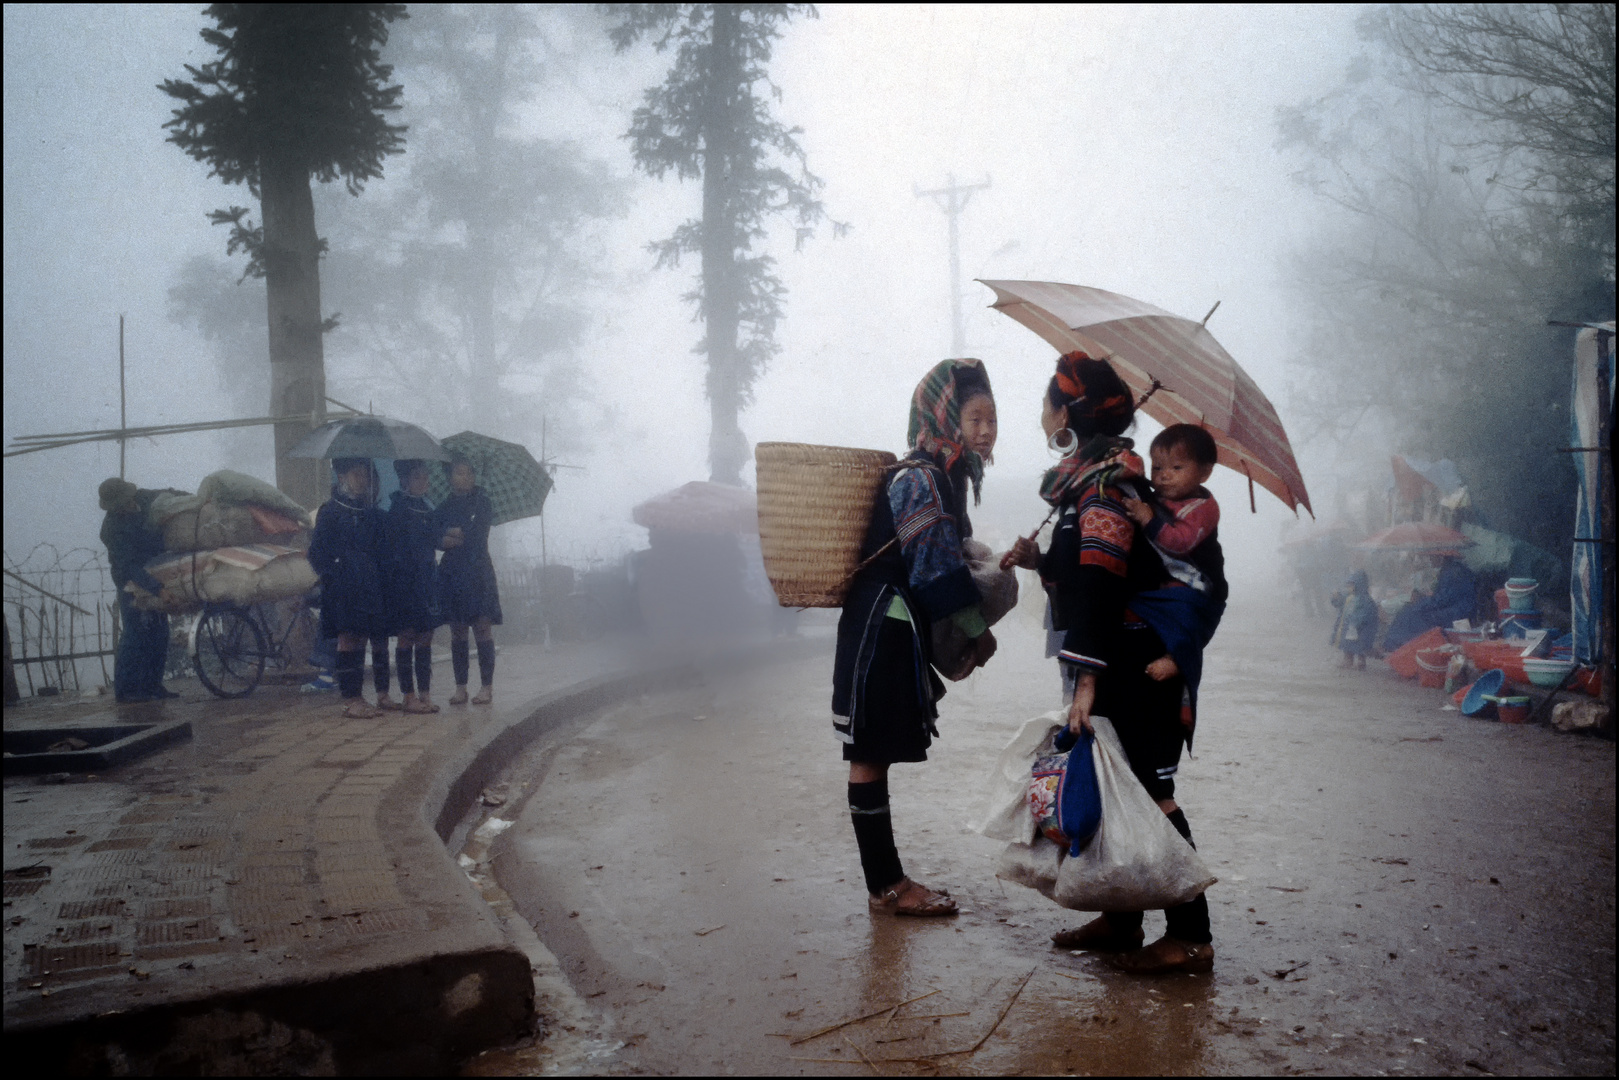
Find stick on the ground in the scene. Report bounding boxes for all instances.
[846,1035,882,1075]
[962,967,1035,1054]
[789,989,940,1045]
[883,968,1036,1061]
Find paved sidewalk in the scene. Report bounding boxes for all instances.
[3,638,670,1073]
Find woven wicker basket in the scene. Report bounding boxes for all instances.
[755,441,897,607]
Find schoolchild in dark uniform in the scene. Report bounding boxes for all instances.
[384,460,444,713]
[307,458,389,718]
[436,456,503,705]
[833,358,1000,917]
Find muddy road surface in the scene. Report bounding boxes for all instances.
[469,589,1614,1075]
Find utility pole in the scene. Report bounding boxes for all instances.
[915,173,990,355]
[118,315,126,479]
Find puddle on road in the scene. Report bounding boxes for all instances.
[459,595,1615,1075]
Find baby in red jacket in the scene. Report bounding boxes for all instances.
[1122,424,1226,681]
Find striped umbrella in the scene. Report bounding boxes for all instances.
[980,279,1312,516]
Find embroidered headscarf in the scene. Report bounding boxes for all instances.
[1051,351,1133,436]
[908,357,993,503]
[1039,352,1141,506]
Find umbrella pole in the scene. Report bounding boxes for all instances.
[1000,505,1060,572]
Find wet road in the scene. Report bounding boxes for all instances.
[471,587,1615,1076]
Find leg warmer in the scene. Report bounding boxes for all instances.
[451,638,470,687]
[848,779,905,896]
[476,638,495,687]
[394,647,415,696]
[336,649,365,699]
[414,644,433,693]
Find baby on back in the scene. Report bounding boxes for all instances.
[1121,424,1227,680]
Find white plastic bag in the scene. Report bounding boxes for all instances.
[995,715,1217,912]
[933,538,1020,679]
[973,711,1065,841]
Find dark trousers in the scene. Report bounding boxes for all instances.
[1089,625,1212,944]
[115,591,170,699]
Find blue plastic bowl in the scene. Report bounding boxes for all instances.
[1461,669,1506,716]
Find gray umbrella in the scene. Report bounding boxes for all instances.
[284,416,450,461]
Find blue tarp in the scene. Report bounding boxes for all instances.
[1569,325,1614,666]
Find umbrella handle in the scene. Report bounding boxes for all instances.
[1001,505,1059,571]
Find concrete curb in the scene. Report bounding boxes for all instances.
[3,654,712,1074]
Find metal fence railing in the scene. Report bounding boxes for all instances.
[4,544,121,700]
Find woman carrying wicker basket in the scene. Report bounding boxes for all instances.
[834,358,1000,917]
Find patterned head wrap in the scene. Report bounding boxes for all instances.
[1050,351,1133,437]
[1039,352,1141,506]
[907,357,993,502]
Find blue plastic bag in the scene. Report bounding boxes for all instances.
[1053,727,1102,855]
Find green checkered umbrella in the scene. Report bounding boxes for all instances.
[427,431,554,526]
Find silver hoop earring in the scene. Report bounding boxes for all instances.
[1047,427,1078,458]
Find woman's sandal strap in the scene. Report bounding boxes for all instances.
[874,879,958,917]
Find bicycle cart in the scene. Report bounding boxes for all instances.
[192,596,318,699]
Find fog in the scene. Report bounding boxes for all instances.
[4,4,1366,587]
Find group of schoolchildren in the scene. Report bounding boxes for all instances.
[307,455,503,719]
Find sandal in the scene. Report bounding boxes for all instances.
[1051,915,1145,952]
[403,697,440,714]
[376,693,404,711]
[342,700,383,719]
[471,686,492,705]
[448,686,469,705]
[1111,936,1214,975]
[869,878,958,918]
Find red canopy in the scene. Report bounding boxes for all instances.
[632,481,758,535]
[1357,522,1473,555]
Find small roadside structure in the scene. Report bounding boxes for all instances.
[631,482,775,642]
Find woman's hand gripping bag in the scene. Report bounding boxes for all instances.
[997,716,1217,912]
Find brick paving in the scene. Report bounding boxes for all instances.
[2,639,634,1066]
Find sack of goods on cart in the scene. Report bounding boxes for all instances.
[133,470,316,613]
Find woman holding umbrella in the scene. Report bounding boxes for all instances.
[1004,352,1217,974]
[437,455,503,705]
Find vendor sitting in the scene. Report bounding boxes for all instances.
[1382,554,1477,652]
[98,477,177,703]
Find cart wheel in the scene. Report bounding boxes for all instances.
[194,605,267,698]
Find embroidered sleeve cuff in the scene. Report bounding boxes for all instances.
[1057,649,1107,670]
[950,604,988,639]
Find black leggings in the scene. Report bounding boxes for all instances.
[1075,624,1211,943]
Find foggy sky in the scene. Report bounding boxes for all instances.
[4,4,1362,580]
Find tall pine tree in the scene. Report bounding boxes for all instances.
[160,4,407,508]
[607,4,838,484]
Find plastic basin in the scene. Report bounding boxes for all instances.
[1460,669,1506,716]
[1489,695,1531,724]
[1520,659,1575,689]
